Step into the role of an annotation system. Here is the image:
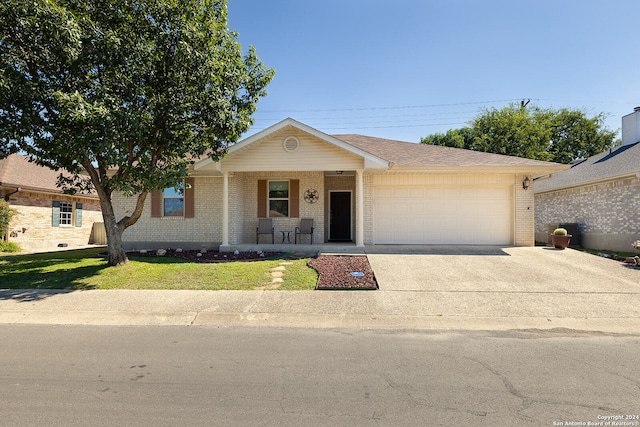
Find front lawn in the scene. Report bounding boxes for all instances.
[0,248,318,290]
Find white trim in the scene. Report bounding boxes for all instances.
[222,172,229,246]
[328,190,353,242]
[356,170,364,247]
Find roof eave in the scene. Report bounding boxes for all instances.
[534,171,640,194]
[384,164,570,175]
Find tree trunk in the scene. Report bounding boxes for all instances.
[100,197,129,266]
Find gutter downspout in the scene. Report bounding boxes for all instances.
[3,187,19,202]
[532,174,554,184]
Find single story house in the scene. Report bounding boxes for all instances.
[535,108,640,252]
[0,154,103,252]
[114,118,568,251]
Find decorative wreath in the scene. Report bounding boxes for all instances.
[304,189,319,204]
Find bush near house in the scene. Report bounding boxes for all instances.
[0,240,21,253]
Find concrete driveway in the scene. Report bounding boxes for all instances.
[365,246,640,322]
[367,246,639,292]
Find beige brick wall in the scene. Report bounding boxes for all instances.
[515,174,535,246]
[114,177,223,250]
[3,190,102,252]
[111,171,541,249]
[535,176,640,250]
[363,174,374,245]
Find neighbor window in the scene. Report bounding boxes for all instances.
[163,183,185,217]
[52,201,82,227]
[59,202,73,225]
[268,181,289,217]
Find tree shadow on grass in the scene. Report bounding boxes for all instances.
[0,249,107,300]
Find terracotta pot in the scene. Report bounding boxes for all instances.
[551,234,572,249]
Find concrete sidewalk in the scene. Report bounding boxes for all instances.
[1,286,640,334]
[1,246,639,334]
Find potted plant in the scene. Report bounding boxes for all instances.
[551,228,572,249]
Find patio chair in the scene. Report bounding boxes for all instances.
[295,218,314,244]
[256,218,274,244]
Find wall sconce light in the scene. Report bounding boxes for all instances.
[336,171,343,175]
[522,177,530,190]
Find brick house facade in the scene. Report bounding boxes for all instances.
[114,118,566,251]
[1,154,102,252]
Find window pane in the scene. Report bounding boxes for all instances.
[60,202,72,225]
[269,181,289,199]
[269,200,288,217]
[164,198,184,216]
[164,184,184,198]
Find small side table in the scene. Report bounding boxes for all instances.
[280,230,293,244]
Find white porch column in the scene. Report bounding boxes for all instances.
[222,171,229,247]
[356,169,364,247]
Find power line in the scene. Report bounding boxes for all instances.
[254,98,539,114]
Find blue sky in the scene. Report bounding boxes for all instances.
[228,0,640,142]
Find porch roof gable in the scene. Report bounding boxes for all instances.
[193,118,390,172]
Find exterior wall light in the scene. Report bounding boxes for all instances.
[522,177,530,190]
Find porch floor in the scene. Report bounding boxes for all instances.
[220,242,364,255]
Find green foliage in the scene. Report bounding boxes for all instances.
[0,0,274,265]
[0,200,19,235]
[553,228,568,236]
[421,103,618,163]
[0,240,22,253]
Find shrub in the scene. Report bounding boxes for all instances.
[0,200,19,236]
[553,228,568,236]
[0,240,22,253]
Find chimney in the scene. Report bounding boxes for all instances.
[621,107,640,146]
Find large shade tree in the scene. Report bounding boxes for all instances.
[0,0,274,265]
[421,103,618,164]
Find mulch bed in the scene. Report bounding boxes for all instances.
[127,249,282,262]
[308,255,378,290]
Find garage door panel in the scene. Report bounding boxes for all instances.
[374,186,512,245]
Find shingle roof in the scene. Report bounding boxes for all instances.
[534,142,640,192]
[332,134,565,169]
[0,154,98,198]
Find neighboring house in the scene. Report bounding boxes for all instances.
[535,108,640,252]
[113,118,567,251]
[0,154,103,252]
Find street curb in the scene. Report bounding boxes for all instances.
[2,310,640,335]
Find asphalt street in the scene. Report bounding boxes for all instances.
[1,324,639,427]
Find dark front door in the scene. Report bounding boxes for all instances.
[329,192,351,241]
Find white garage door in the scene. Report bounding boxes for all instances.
[374,186,513,245]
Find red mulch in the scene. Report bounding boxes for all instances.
[308,255,378,290]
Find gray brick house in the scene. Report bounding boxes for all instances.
[534,108,640,252]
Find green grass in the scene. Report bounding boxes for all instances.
[0,248,318,290]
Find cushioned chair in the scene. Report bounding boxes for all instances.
[256,218,274,244]
[295,218,314,244]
